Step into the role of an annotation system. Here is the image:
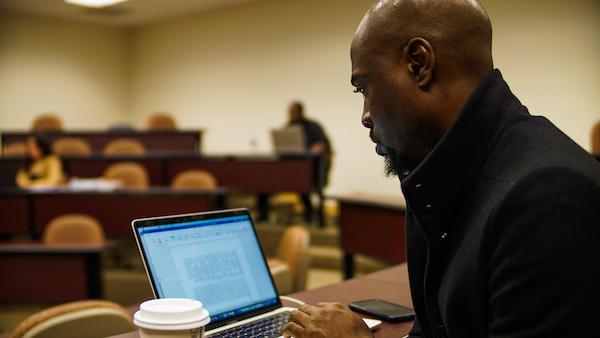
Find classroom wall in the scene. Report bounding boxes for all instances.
[483,0,600,152]
[0,0,598,196]
[0,11,131,130]
[129,0,382,196]
[130,0,600,196]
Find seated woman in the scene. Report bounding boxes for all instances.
[16,135,66,188]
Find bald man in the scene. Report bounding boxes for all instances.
[283,0,600,337]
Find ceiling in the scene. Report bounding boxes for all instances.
[0,0,261,27]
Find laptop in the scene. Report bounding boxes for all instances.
[271,126,305,154]
[133,208,381,337]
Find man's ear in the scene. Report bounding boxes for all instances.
[404,37,435,89]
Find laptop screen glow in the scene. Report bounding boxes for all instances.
[136,214,279,324]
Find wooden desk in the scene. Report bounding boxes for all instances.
[0,154,319,193]
[335,193,407,279]
[1,130,202,155]
[0,154,322,228]
[292,264,413,337]
[166,154,317,193]
[0,188,221,238]
[63,157,165,186]
[107,264,413,338]
[0,193,30,237]
[0,243,105,302]
[0,158,22,187]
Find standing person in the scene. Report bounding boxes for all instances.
[283,0,600,337]
[258,101,332,224]
[16,134,65,188]
[287,101,332,224]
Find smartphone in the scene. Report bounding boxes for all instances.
[349,299,415,323]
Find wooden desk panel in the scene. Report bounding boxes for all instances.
[0,154,318,193]
[1,131,202,154]
[0,195,30,237]
[337,194,407,279]
[0,158,24,187]
[0,244,103,302]
[363,263,411,285]
[167,156,315,193]
[64,158,165,186]
[31,191,214,237]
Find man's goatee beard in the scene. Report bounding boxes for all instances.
[384,154,404,177]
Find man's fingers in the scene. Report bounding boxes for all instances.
[298,304,317,314]
[316,302,342,308]
[283,321,304,338]
[289,309,311,324]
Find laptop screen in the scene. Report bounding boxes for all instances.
[135,211,279,325]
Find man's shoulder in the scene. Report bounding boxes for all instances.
[480,113,600,186]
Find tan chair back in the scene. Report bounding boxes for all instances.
[146,113,177,130]
[103,161,149,189]
[171,170,218,190]
[9,300,134,338]
[42,214,104,245]
[103,138,146,156]
[52,137,92,156]
[592,120,600,154]
[2,142,28,157]
[31,114,63,132]
[276,226,310,292]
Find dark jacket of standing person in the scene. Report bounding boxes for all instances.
[287,101,332,186]
[289,118,331,155]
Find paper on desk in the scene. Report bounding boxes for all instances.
[363,317,382,330]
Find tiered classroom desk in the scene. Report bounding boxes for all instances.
[1,130,203,154]
[0,153,322,238]
[0,243,106,302]
[0,188,223,238]
[0,153,319,193]
[335,193,407,279]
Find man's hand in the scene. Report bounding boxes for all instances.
[309,142,326,154]
[283,302,373,338]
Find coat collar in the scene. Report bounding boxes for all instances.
[401,69,524,225]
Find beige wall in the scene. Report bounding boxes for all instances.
[0,0,598,195]
[130,0,600,195]
[129,0,386,195]
[0,11,131,130]
[482,0,600,151]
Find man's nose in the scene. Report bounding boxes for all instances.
[362,108,373,128]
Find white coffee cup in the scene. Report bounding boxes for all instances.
[134,298,210,338]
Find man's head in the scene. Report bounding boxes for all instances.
[288,101,305,124]
[351,0,493,176]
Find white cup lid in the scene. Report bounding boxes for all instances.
[134,298,210,331]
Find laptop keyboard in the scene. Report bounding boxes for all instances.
[208,311,291,338]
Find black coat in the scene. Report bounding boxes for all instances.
[402,70,600,338]
[289,118,332,187]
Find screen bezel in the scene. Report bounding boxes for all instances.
[132,208,283,330]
